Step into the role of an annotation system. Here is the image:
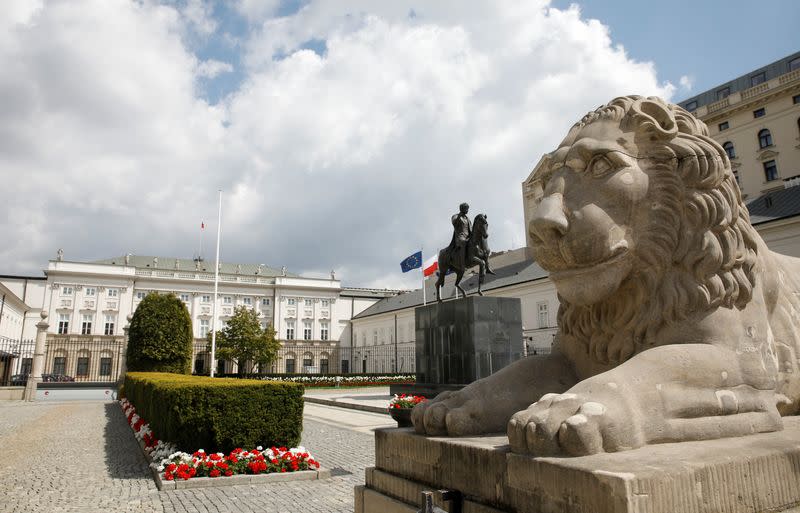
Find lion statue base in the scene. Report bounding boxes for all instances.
[411,95,800,457]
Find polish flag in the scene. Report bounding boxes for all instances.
[423,254,438,278]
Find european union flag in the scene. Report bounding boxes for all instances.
[400,251,422,273]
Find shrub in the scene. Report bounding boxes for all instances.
[124,372,304,452]
[127,293,193,374]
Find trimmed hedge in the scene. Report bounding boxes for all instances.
[126,293,193,374]
[124,372,304,453]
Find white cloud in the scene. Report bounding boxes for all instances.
[182,0,216,35]
[0,0,674,291]
[679,74,694,91]
[197,59,234,78]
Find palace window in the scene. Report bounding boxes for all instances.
[223,296,232,304]
[243,297,252,306]
[790,57,800,72]
[104,315,116,336]
[684,100,697,111]
[76,357,90,377]
[321,299,329,307]
[53,356,66,375]
[99,357,112,377]
[750,72,766,86]
[718,121,729,131]
[716,87,730,100]
[262,298,270,306]
[303,355,313,371]
[107,288,118,298]
[58,314,70,335]
[303,320,312,340]
[287,298,296,306]
[320,358,329,374]
[320,321,329,341]
[794,94,800,105]
[61,286,73,296]
[136,291,146,300]
[758,129,773,149]
[285,357,296,374]
[538,302,549,328]
[81,314,93,335]
[201,295,211,303]
[753,107,766,118]
[286,321,295,340]
[733,169,741,186]
[21,358,32,375]
[85,287,96,297]
[180,293,190,302]
[764,160,779,182]
[199,319,209,338]
[722,141,736,159]
[304,299,313,307]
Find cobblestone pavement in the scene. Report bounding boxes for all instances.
[0,400,382,513]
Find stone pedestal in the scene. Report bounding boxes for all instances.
[355,417,800,513]
[392,297,522,398]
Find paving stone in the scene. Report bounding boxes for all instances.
[0,400,375,513]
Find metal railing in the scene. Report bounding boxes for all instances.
[191,343,417,376]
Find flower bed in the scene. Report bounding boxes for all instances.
[119,399,326,489]
[263,374,415,387]
[388,393,426,410]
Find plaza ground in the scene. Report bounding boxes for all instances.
[0,388,394,513]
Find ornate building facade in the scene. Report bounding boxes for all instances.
[0,254,396,383]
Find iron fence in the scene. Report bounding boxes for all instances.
[1,336,127,385]
[191,342,417,376]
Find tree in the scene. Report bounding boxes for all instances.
[207,306,280,375]
[127,293,193,374]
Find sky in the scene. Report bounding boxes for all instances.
[1,0,798,289]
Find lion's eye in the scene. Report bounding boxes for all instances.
[587,155,615,177]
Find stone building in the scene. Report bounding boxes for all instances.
[677,51,800,201]
[0,254,397,382]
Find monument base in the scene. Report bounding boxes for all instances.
[355,417,800,513]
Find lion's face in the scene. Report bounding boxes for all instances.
[529,119,651,305]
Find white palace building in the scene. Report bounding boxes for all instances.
[0,254,396,385]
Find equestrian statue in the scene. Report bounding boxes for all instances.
[435,202,495,301]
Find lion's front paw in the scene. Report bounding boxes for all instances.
[411,390,488,436]
[507,391,642,456]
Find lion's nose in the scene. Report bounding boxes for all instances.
[530,193,569,239]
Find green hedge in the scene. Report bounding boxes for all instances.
[124,372,304,452]
[126,293,193,374]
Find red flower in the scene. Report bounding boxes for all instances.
[166,463,177,472]
[164,472,174,481]
[209,469,220,478]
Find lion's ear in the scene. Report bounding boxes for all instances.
[630,98,678,141]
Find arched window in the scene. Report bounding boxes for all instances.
[758,129,772,149]
[722,141,736,159]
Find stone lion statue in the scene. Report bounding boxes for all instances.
[412,95,800,456]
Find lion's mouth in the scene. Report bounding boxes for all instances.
[548,242,629,282]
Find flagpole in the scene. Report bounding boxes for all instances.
[421,247,427,306]
[209,191,222,377]
[199,221,204,260]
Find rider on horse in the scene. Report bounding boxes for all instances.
[448,202,472,270]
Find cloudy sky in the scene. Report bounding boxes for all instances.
[1,0,798,289]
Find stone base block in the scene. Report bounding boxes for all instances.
[389,383,465,399]
[358,418,800,513]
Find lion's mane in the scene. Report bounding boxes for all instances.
[555,96,760,366]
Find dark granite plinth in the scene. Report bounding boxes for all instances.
[415,296,522,388]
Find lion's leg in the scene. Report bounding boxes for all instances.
[508,344,783,456]
[412,352,577,435]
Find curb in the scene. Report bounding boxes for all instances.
[303,396,390,415]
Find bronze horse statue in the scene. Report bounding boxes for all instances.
[435,213,494,301]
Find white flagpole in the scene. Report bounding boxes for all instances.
[421,248,427,306]
[209,191,222,377]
